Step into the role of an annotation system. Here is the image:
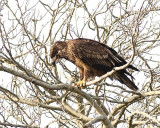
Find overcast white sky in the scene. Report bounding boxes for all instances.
[0,0,160,127]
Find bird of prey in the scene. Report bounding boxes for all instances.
[50,38,139,90]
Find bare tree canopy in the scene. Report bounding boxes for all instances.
[0,0,160,127]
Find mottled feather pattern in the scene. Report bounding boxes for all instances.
[50,38,139,90]
[77,40,124,69]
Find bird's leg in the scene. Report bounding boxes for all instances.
[79,77,86,89]
[74,77,86,89]
[73,68,88,89]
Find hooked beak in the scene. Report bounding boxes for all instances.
[51,56,57,66]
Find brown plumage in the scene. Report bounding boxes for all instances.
[50,38,139,90]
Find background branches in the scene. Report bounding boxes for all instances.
[0,0,160,127]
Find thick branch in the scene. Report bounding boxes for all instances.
[84,115,106,128]
[111,91,160,117]
[128,111,160,127]
[0,121,35,128]
[0,65,113,128]
[61,95,92,122]
[0,94,62,111]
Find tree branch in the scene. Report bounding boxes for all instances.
[84,115,106,128]
[128,111,160,127]
[0,64,113,128]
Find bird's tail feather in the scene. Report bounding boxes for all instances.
[114,72,138,91]
[128,65,139,71]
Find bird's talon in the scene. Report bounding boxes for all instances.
[73,82,77,86]
[73,80,86,89]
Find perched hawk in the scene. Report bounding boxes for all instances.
[50,38,139,90]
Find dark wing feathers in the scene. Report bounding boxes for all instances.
[76,40,127,71]
[78,48,113,70]
[71,38,139,90]
[75,39,139,72]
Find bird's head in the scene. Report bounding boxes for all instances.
[50,41,66,66]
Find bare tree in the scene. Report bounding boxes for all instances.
[0,0,160,127]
